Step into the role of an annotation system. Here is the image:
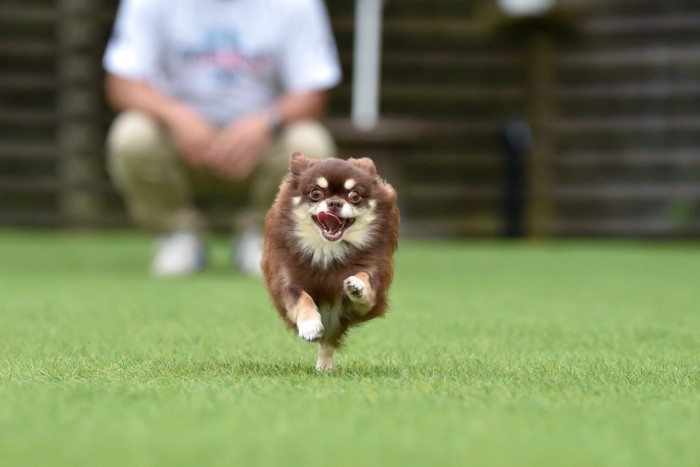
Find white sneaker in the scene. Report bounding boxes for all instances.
[235,229,263,277]
[150,230,206,277]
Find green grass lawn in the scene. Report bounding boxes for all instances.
[1,230,698,466]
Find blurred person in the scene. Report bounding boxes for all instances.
[103,0,341,277]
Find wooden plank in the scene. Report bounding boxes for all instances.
[326,117,501,143]
[379,51,525,67]
[332,17,491,37]
[554,82,700,100]
[337,52,524,69]
[558,46,700,68]
[552,218,700,236]
[0,5,56,22]
[551,116,700,133]
[0,211,63,227]
[0,177,113,192]
[402,217,501,238]
[0,211,130,229]
[557,150,700,167]
[333,84,524,103]
[0,109,58,124]
[0,177,60,191]
[0,142,58,159]
[405,152,502,168]
[0,74,56,90]
[553,184,700,201]
[0,41,56,56]
[382,84,525,101]
[405,184,501,201]
[563,0,699,11]
[581,13,700,34]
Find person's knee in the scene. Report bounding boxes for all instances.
[107,111,169,167]
[281,120,337,160]
[106,111,177,183]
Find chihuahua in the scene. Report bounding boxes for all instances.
[261,153,399,370]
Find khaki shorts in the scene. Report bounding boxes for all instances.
[106,111,336,235]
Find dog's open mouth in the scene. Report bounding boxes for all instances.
[313,211,355,242]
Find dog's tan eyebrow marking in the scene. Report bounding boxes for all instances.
[344,178,356,190]
[316,177,329,189]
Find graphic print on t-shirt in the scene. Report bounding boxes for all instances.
[178,29,268,84]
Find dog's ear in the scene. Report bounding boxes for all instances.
[290,152,315,176]
[347,157,377,176]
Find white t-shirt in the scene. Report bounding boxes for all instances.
[103,0,342,126]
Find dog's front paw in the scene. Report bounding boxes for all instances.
[315,357,334,372]
[297,318,324,342]
[344,275,368,302]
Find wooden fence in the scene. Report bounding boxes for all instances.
[1,0,700,237]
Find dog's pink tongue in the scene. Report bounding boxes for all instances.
[318,211,341,232]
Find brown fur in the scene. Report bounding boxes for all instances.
[262,153,399,365]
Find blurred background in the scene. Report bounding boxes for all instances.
[1,0,699,239]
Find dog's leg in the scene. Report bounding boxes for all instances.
[316,343,335,371]
[343,272,376,315]
[287,290,324,342]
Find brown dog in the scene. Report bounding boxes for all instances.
[261,152,399,370]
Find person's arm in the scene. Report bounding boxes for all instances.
[106,72,184,125]
[274,89,329,126]
[105,73,218,167]
[205,89,329,180]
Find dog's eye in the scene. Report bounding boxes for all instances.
[309,188,324,201]
[348,190,362,204]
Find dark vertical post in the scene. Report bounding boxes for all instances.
[56,0,103,228]
[526,31,556,238]
[502,115,532,237]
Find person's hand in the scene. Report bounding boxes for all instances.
[206,113,273,180]
[166,109,219,167]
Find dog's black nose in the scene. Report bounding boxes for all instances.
[327,199,344,211]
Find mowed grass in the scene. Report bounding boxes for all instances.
[1,230,699,467]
